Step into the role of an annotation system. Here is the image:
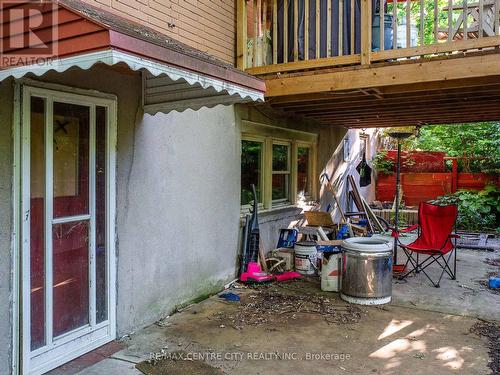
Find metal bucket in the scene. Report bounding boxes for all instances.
[340,237,392,305]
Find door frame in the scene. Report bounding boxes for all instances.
[12,79,118,375]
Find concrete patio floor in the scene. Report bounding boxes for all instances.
[67,247,498,375]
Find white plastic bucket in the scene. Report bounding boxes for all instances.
[294,242,317,275]
[321,252,341,292]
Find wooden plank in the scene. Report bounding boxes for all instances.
[305,0,309,60]
[264,53,500,96]
[361,0,372,63]
[245,53,361,74]
[273,0,278,64]
[284,0,288,63]
[327,0,332,56]
[294,0,299,61]
[316,0,320,58]
[372,34,500,60]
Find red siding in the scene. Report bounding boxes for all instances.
[1,3,109,68]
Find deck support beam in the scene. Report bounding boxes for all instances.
[264,53,500,97]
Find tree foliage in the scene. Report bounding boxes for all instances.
[405,122,500,173]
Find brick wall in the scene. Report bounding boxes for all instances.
[84,0,236,64]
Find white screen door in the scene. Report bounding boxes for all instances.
[20,86,117,375]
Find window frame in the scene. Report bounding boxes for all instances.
[240,135,265,209]
[271,140,291,204]
[241,121,317,212]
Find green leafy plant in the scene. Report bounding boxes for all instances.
[431,185,500,232]
[372,150,395,175]
[406,122,500,174]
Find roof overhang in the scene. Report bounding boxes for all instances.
[0,0,265,113]
[0,49,264,114]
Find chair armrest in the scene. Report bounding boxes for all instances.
[449,234,460,239]
[390,224,419,238]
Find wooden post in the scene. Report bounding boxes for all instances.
[327,0,332,56]
[448,0,453,42]
[478,0,484,37]
[253,0,258,67]
[393,0,398,49]
[434,0,438,43]
[316,0,320,58]
[351,0,355,53]
[294,0,299,61]
[263,0,267,64]
[380,0,385,50]
[451,158,458,193]
[273,0,278,64]
[339,0,344,55]
[463,0,468,40]
[305,0,309,60]
[420,0,425,45]
[284,0,288,63]
[406,0,411,47]
[237,0,248,70]
[496,0,500,35]
[361,0,372,64]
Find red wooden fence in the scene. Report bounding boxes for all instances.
[377,172,499,206]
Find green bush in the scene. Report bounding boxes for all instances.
[431,185,500,232]
[372,151,395,175]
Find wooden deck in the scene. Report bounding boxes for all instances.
[237,0,500,127]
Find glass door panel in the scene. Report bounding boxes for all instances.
[30,96,46,351]
[53,102,90,219]
[52,221,90,337]
[95,106,107,324]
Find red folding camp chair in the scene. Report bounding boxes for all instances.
[393,202,459,288]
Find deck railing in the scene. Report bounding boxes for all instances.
[237,0,500,74]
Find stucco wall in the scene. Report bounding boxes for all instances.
[116,105,240,333]
[0,79,14,374]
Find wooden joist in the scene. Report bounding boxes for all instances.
[264,53,500,97]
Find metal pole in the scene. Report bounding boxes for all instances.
[394,139,401,265]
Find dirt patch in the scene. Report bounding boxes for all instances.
[136,351,225,375]
[211,280,363,329]
[470,320,500,375]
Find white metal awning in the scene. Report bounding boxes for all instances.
[0,50,265,114]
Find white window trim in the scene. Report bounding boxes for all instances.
[241,121,318,213]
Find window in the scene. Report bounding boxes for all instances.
[240,121,317,210]
[241,140,263,205]
[272,143,290,202]
[297,146,310,197]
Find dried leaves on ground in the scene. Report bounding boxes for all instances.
[212,282,363,329]
[470,320,500,375]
